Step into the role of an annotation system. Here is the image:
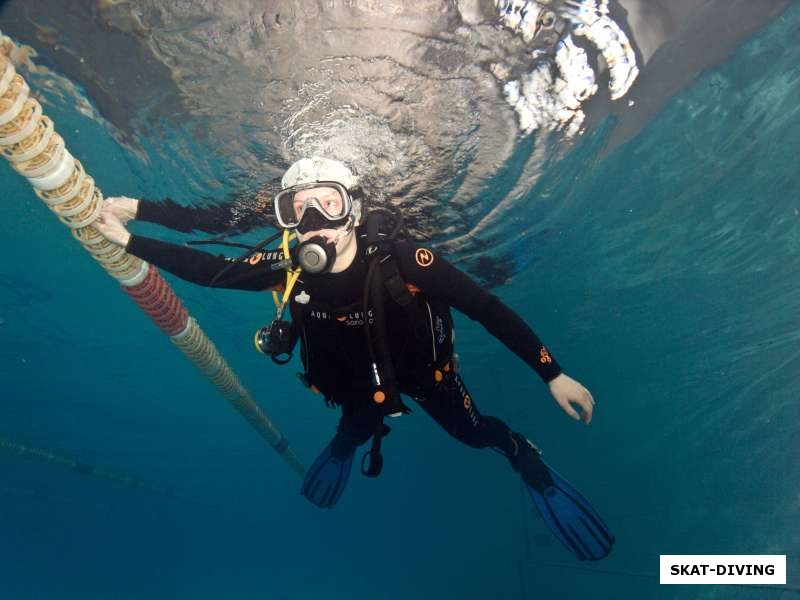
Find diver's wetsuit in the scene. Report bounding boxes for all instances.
[128,200,563,456]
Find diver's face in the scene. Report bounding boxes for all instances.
[290,187,360,273]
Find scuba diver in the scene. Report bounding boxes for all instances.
[94,156,614,561]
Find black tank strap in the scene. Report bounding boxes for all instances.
[379,254,430,341]
[380,257,413,307]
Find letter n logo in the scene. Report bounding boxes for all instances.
[415,248,434,267]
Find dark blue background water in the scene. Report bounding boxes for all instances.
[2,5,799,599]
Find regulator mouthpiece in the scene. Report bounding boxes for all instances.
[293,236,337,274]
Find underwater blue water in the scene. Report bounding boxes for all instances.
[2,5,800,600]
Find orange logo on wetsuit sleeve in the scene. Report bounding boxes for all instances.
[539,347,552,364]
[415,248,434,267]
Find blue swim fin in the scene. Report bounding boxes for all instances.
[514,436,615,561]
[301,436,355,509]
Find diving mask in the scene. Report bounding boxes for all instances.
[274,181,361,232]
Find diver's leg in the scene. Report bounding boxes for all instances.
[414,369,562,471]
[336,400,383,446]
[414,369,519,457]
[413,370,554,470]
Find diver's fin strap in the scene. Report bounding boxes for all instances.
[361,421,391,478]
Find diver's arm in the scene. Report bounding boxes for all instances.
[136,198,227,233]
[107,182,272,234]
[395,242,562,382]
[125,234,284,291]
[135,197,272,234]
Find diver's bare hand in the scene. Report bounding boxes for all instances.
[548,373,595,424]
[94,203,131,248]
[103,196,139,225]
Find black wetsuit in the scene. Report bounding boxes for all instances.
[128,200,563,456]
